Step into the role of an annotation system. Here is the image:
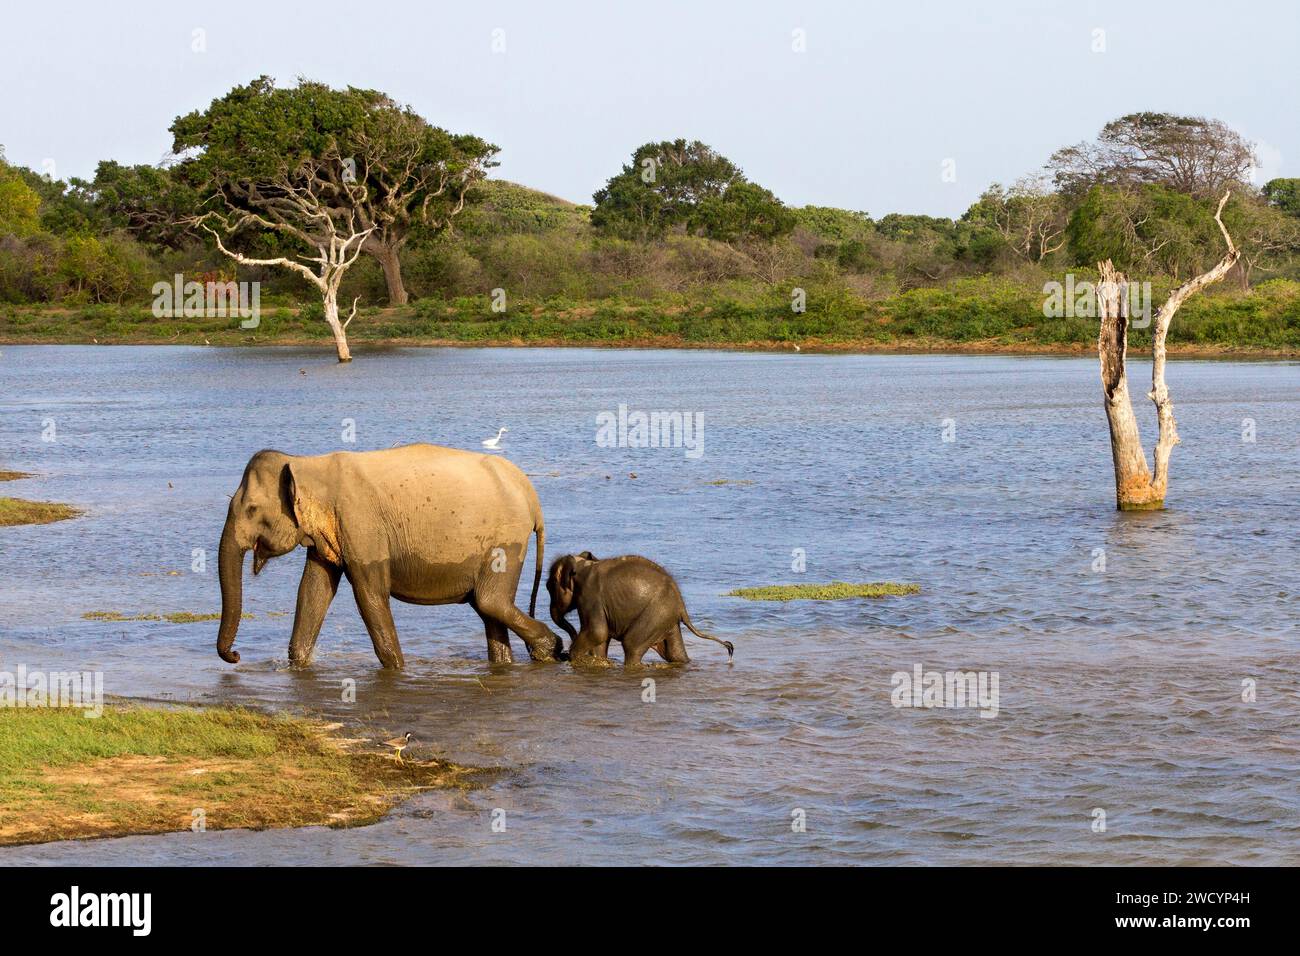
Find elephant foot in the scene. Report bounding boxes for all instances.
[287,647,314,668]
[524,633,565,663]
[570,653,615,669]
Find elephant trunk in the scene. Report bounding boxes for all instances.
[550,602,577,642]
[217,521,246,664]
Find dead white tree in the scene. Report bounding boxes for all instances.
[196,149,374,362]
[986,176,1069,263]
[1097,191,1240,510]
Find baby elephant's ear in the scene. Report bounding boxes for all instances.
[554,556,576,592]
[578,551,597,561]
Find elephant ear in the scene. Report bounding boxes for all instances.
[556,556,578,592]
[284,462,343,565]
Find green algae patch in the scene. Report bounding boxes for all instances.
[83,611,253,624]
[727,582,921,601]
[0,498,80,527]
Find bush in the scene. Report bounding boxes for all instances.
[57,234,155,304]
[403,241,483,298]
[0,231,154,304]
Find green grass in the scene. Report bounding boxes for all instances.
[0,706,479,845]
[0,497,79,526]
[0,707,284,778]
[726,582,922,601]
[4,277,1297,354]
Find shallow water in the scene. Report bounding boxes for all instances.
[0,345,1297,865]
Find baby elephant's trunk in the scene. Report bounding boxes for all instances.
[680,609,734,658]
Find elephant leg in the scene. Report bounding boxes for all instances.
[288,549,342,666]
[569,617,613,667]
[473,563,562,663]
[620,616,677,667]
[657,625,690,663]
[481,614,514,664]
[347,567,405,669]
[485,602,562,662]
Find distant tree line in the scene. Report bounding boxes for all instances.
[3,89,1299,330]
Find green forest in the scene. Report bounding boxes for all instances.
[2,78,1299,354]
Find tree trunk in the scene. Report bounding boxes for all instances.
[1097,262,1162,510]
[373,242,408,306]
[1096,192,1240,511]
[323,291,353,363]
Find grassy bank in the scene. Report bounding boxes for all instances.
[0,705,478,846]
[3,276,1298,355]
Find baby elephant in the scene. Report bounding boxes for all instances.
[547,552,734,666]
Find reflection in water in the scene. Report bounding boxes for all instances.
[0,346,1297,864]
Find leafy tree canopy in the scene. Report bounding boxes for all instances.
[1263,178,1300,217]
[1050,112,1255,200]
[792,206,874,243]
[591,139,793,242]
[0,151,42,238]
[73,161,201,249]
[170,76,498,302]
[0,148,102,236]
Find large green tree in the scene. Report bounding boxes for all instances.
[1050,113,1255,200]
[172,76,496,310]
[0,148,101,236]
[1263,178,1300,217]
[0,150,41,238]
[591,139,793,242]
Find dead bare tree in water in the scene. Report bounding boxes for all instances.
[1097,191,1240,510]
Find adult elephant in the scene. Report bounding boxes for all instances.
[216,444,563,669]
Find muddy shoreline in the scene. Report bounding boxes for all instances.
[1,334,1295,359]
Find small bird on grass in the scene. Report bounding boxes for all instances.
[382,732,415,764]
[482,427,508,450]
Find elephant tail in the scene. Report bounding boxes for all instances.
[529,520,544,618]
[681,608,734,659]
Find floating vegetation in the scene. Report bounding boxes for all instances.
[0,498,80,527]
[83,611,252,624]
[726,582,921,601]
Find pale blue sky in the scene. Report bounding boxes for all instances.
[2,0,1295,217]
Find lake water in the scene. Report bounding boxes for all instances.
[0,345,1297,865]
